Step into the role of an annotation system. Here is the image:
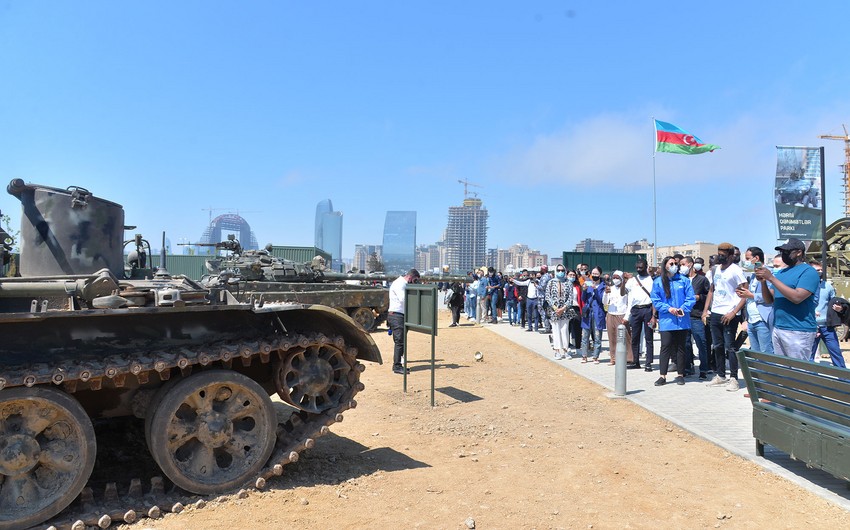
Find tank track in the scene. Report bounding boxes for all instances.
[4,331,365,530]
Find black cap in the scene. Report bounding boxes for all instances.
[775,238,805,252]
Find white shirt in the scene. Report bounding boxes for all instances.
[603,286,629,316]
[710,264,747,315]
[625,275,653,307]
[388,276,408,314]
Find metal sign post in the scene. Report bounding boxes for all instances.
[403,284,438,406]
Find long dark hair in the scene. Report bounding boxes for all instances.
[660,256,675,299]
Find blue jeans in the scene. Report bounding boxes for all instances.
[526,299,539,331]
[468,296,476,320]
[506,300,518,324]
[688,317,709,374]
[811,325,847,368]
[490,292,499,322]
[516,300,524,325]
[748,319,774,354]
[581,322,603,359]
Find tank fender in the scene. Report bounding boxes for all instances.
[256,303,382,364]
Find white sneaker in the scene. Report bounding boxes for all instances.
[726,378,740,392]
[707,375,728,387]
[554,352,565,360]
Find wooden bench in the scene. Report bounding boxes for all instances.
[737,348,850,482]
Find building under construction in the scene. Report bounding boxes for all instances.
[445,197,488,273]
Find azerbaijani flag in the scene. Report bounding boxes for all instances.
[655,120,720,155]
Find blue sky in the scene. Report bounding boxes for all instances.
[2,2,849,264]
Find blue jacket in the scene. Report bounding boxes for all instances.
[581,282,607,330]
[650,274,695,331]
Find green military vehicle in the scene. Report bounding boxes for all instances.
[194,237,389,332]
[0,180,380,529]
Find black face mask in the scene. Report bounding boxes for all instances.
[591,275,600,281]
[715,254,728,265]
[781,251,796,267]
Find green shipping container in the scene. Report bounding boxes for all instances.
[561,252,643,274]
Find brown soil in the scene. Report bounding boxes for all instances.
[130,312,850,529]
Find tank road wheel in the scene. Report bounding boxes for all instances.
[147,370,276,495]
[275,342,354,413]
[349,307,376,331]
[0,387,96,530]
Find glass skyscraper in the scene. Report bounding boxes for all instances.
[382,211,416,274]
[314,199,343,271]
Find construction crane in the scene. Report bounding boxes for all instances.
[819,125,850,217]
[457,179,483,199]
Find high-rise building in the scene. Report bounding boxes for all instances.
[314,199,343,271]
[574,238,616,253]
[382,211,416,274]
[198,213,259,254]
[353,244,382,273]
[445,197,488,273]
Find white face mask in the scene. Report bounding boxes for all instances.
[667,265,679,275]
[679,265,690,276]
[694,263,703,271]
[613,278,622,286]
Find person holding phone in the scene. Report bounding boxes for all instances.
[650,256,696,386]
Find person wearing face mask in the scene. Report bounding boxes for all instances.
[806,260,846,367]
[734,247,774,355]
[538,265,553,334]
[624,259,656,371]
[702,242,748,391]
[681,256,710,379]
[546,266,577,360]
[580,266,607,363]
[650,256,695,386]
[603,270,633,366]
[577,263,590,286]
[755,239,819,360]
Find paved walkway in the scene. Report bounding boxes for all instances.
[480,319,850,511]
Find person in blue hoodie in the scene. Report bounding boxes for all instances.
[650,256,696,387]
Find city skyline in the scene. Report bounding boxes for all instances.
[2,4,847,264]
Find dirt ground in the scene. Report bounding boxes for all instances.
[131,311,850,529]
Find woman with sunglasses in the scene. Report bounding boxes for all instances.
[650,256,695,386]
[546,266,577,360]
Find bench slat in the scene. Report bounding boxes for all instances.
[747,360,850,397]
[744,349,849,379]
[750,380,850,428]
[749,369,850,410]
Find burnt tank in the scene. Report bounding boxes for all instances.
[0,180,381,530]
[196,238,389,332]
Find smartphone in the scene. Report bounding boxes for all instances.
[754,261,763,269]
[676,309,685,317]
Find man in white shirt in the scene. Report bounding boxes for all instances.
[624,259,656,371]
[702,242,748,391]
[387,269,421,375]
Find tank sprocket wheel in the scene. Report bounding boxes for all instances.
[275,341,355,413]
[349,307,377,331]
[146,370,277,495]
[0,387,96,530]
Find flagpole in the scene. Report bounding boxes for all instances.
[652,117,658,268]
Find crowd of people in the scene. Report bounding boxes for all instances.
[439,238,850,390]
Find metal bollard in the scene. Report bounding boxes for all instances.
[614,324,627,396]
